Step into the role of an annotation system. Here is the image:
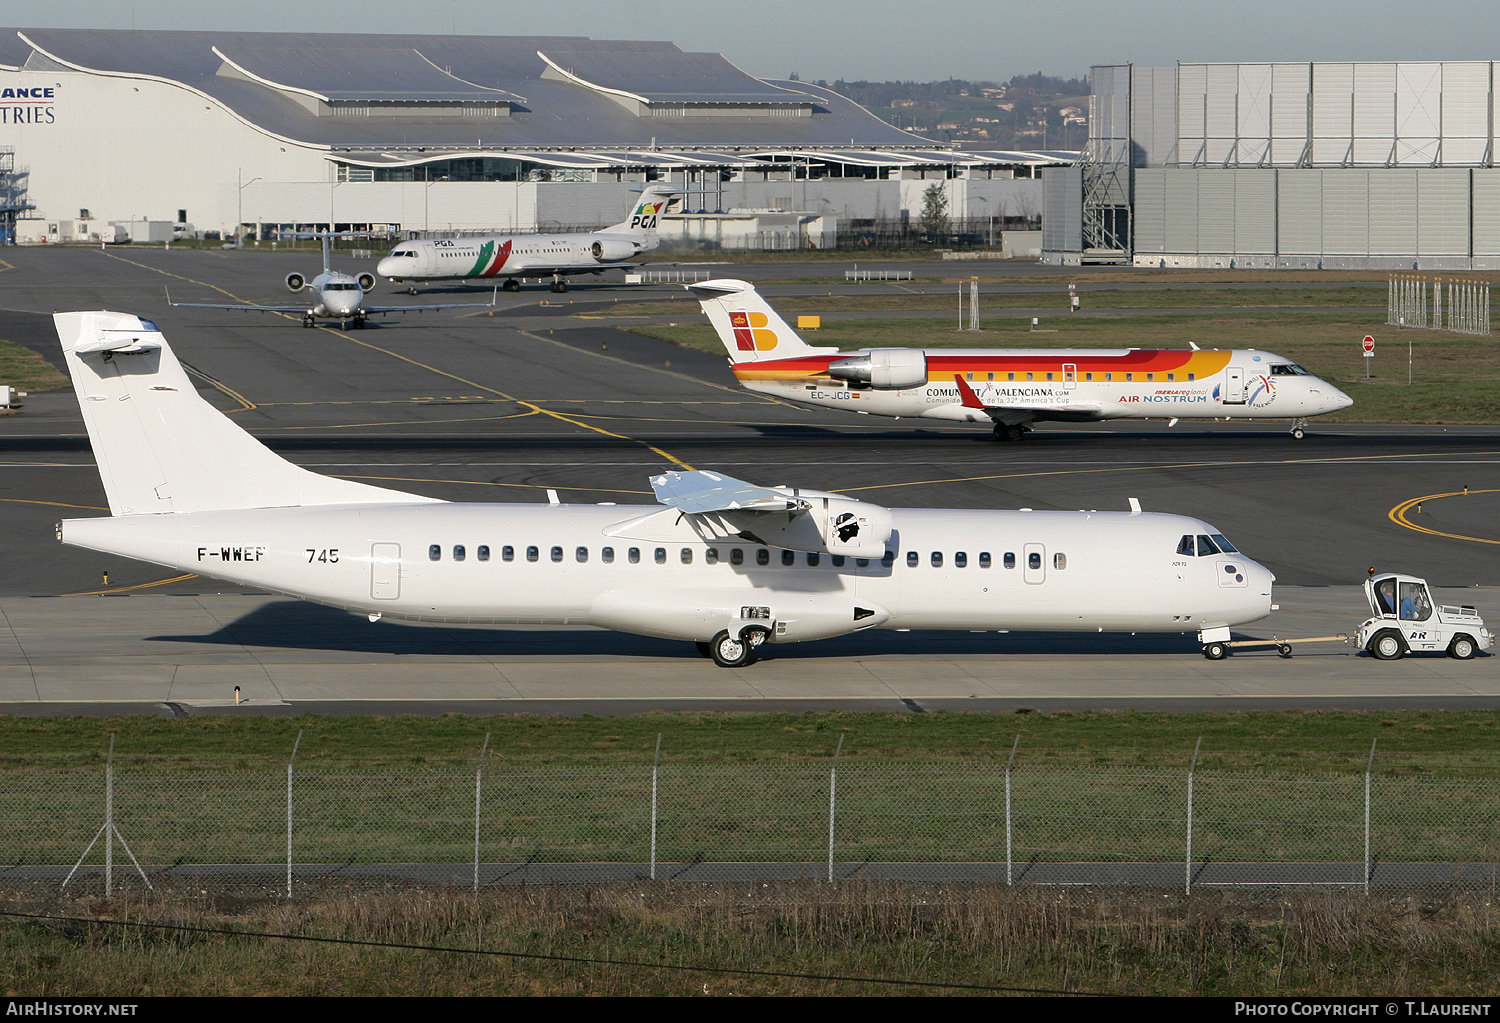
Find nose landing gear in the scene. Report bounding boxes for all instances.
[1290,417,1308,439]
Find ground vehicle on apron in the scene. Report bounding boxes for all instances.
[1357,573,1493,660]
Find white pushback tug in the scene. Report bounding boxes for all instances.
[1357,573,1493,660]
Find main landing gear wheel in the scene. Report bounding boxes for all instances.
[353,315,367,330]
[408,286,418,296]
[1203,641,1229,660]
[502,279,521,292]
[993,424,1026,442]
[709,630,754,668]
[1277,643,1293,658]
[1369,630,1407,660]
[301,316,314,328]
[549,279,569,294]
[1449,635,1478,660]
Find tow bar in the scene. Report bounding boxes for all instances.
[1204,634,1349,660]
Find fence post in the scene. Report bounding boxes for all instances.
[1186,737,1202,895]
[1005,734,1020,885]
[105,734,114,897]
[1364,738,1377,895]
[827,733,845,883]
[650,732,661,881]
[968,277,980,331]
[474,732,490,893]
[286,729,302,899]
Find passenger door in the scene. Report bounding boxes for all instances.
[1223,367,1247,404]
[370,542,401,600]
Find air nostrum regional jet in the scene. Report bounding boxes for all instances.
[690,280,1353,440]
[54,310,1274,667]
[377,186,678,294]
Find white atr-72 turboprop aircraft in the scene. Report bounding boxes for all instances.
[169,233,496,330]
[690,280,1354,440]
[54,310,1274,666]
[376,186,678,294]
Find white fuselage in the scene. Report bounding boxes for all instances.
[306,272,365,318]
[62,502,1274,643]
[376,231,649,283]
[737,349,1353,424]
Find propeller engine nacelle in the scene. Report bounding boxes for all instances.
[356,273,376,292]
[826,349,928,390]
[590,238,636,263]
[718,491,894,560]
[285,273,306,292]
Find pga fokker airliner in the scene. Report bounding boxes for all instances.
[690,280,1353,440]
[54,310,1274,666]
[377,186,677,295]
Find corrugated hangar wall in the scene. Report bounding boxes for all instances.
[1048,60,1500,269]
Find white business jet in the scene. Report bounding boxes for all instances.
[376,186,678,294]
[169,233,495,330]
[53,310,1274,666]
[691,280,1353,440]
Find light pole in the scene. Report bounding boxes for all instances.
[237,169,262,243]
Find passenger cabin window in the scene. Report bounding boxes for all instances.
[1003,552,1016,569]
[551,546,563,563]
[429,545,441,561]
[1028,552,1041,570]
[526,546,538,562]
[757,549,770,566]
[477,545,490,562]
[955,552,968,568]
[979,552,991,568]
[1054,553,1067,570]
[576,547,588,563]
[1187,373,1196,381]
[1125,373,1134,382]
[855,557,869,568]
[680,548,693,564]
[1104,373,1113,382]
[1085,372,1093,382]
[931,552,943,567]
[782,550,796,566]
[654,548,666,564]
[807,553,820,566]
[705,548,719,564]
[629,547,641,564]
[602,547,614,563]
[907,551,919,567]
[831,555,845,567]
[730,548,744,566]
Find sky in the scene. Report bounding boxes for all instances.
[19,1,1500,83]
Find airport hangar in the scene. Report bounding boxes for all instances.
[1043,61,1500,270]
[0,28,1067,247]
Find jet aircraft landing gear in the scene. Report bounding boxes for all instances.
[301,315,315,328]
[502,279,521,293]
[993,423,1028,442]
[352,314,367,330]
[407,285,418,296]
[1289,417,1309,440]
[549,275,569,294]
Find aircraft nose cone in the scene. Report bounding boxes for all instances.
[1326,385,1354,412]
[376,258,395,276]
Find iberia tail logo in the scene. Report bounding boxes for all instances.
[729,311,778,352]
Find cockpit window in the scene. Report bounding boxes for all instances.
[391,249,416,257]
[1180,533,1239,557]
[326,282,360,291]
[1270,364,1312,376]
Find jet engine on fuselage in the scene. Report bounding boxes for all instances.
[285,273,305,292]
[826,349,928,390]
[590,238,637,262]
[356,273,376,292]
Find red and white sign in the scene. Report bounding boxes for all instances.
[1362,335,1375,357]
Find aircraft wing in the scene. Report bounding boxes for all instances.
[951,374,1104,424]
[650,470,804,514]
[362,289,497,315]
[166,290,309,314]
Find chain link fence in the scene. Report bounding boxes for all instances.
[5,738,1500,897]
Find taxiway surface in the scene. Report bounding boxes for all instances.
[0,247,1495,714]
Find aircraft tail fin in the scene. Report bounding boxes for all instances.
[606,185,679,235]
[686,279,839,363]
[55,311,439,516]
